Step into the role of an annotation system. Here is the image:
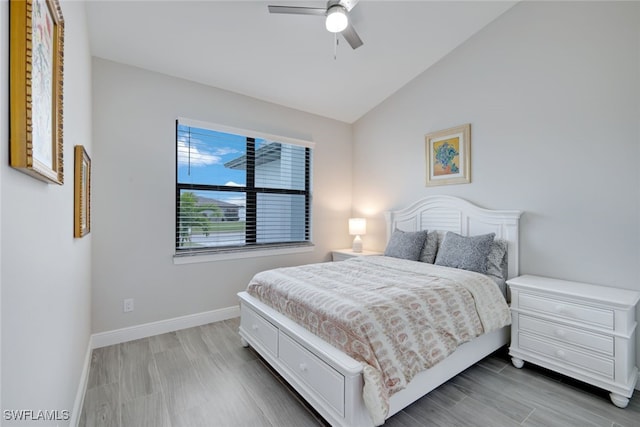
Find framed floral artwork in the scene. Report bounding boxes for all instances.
[10,0,65,184]
[425,123,471,186]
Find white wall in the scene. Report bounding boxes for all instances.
[0,0,5,414]
[91,58,352,333]
[352,1,640,366]
[1,1,93,424]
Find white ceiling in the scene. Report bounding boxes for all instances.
[85,0,516,123]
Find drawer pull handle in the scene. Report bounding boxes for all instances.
[251,324,259,331]
[555,329,566,338]
[555,349,566,359]
[299,363,308,372]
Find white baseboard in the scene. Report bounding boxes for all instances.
[91,305,240,349]
[70,336,93,427]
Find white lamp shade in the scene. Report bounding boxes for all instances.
[348,218,366,236]
[325,5,348,33]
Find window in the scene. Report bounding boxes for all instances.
[175,119,313,256]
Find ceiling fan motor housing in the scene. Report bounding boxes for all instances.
[326,4,348,33]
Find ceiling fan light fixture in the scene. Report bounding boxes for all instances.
[325,5,348,33]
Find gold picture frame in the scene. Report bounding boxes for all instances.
[425,123,471,186]
[74,146,91,238]
[10,0,65,184]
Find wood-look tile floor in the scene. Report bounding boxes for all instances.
[80,318,640,427]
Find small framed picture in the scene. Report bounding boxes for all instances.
[74,146,91,237]
[425,123,471,186]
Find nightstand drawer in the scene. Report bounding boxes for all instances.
[519,332,614,379]
[519,293,613,329]
[519,315,613,356]
[332,252,352,262]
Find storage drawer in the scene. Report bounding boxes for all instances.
[519,315,613,356]
[279,331,345,416]
[519,332,613,379]
[518,293,613,329]
[240,304,278,357]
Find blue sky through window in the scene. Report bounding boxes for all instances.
[177,124,247,188]
[177,125,268,207]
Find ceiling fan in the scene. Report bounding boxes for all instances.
[268,0,363,49]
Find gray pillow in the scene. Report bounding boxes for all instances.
[434,232,495,274]
[419,231,439,264]
[487,238,508,280]
[384,229,429,261]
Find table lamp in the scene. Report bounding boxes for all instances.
[348,218,366,253]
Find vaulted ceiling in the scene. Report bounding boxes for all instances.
[85,1,516,123]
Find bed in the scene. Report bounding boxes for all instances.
[238,195,522,426]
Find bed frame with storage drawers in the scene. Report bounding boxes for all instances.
[238,196,522,426]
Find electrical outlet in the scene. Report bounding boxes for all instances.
[123,298,134,313]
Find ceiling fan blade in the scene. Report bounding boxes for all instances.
[341,23,363,49]
[339,0,359,12]
[267,5,327,16]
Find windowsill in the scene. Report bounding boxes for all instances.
[173,244,315,265]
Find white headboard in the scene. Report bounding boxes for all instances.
[384,196,523,279]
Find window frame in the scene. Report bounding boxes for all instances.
[174,118,314,261]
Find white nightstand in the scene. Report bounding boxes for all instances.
[331,248,383,262]
[507,275,640,408]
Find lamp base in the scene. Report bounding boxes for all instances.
[352,235,363,253]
